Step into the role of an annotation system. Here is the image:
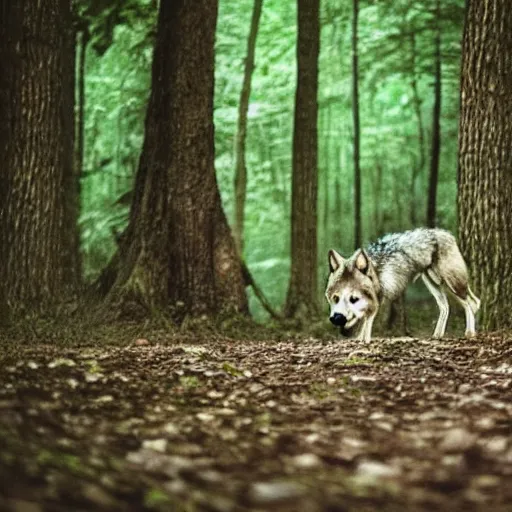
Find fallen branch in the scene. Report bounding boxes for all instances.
[241,261,283,320]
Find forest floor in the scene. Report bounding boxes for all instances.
[0,323,511,511]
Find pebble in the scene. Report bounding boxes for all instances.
[439,428,476,453]
[142,438,168,453]
[291,453,322,469]
[248,481,306,505]
[357,460,400,479]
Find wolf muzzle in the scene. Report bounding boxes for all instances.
[330,312,347,327]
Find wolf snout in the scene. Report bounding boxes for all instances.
[330,313,347,327]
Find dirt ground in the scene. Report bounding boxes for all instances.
[0,332,511,511]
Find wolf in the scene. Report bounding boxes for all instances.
[325,228,480,342]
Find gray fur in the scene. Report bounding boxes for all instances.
[326,228,481,341]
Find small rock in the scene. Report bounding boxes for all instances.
[27,361,39,370]
[472,475,501,489]
[48,358,76,368]
[196,412,215,423]
[291,453,322,469]
[142,439,168,453]
[134,338,150,346]
[67,378,79,389]
[94,395,114,404]
[163,423,180,436]
[458,383,472,394]
[484,436,508,454]
[85,373,102,383]
[439,428,476,453]
[248,481,306,505]
[356,460,400,478]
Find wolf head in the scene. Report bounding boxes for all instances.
[325,248,380,330]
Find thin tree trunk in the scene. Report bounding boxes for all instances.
[322,104,331,248]
[427,0,442,228]
[458,0,512,330]
[409,32,426,227]
[352,0,362,248]
[233,0,264,256]
[285,0,320,318]
[76,28,88,197]
[0,0,73,312]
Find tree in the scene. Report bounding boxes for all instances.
[233,0,264,256]
[458,0,512,330]
[352,0,362,248]
[427,0,442,228]
[103,0,248,319]
[0,0,77,312]
[284,0,320,318]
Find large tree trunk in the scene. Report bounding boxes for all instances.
[458,0,512,330]
[233,0,264,256]
[284,0,320,318]
[427,0,442,228]
[104,0,247,320]
[0,0,75,312]
[352,0,362,249]
[62,16,81,290]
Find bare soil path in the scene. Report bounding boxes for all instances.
[0,334,511,511]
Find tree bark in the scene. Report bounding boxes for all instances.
[0,0,75,312]
[458,0,512,330]
[427,0,442,228]
[233,0,264,256]
[409,32,426,227]
[62,15,81,290]
[352,0,362,249]
[104,0,248,320]
[284,0,320,318]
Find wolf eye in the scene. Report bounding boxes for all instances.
[349,296,359,304]
[333,294,340,304]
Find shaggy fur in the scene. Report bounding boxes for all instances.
[325,228,480,341]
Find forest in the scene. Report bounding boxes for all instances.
[0,0,511,510]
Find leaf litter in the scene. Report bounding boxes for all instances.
[0,333,511,511]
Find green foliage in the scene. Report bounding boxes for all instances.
[80,0,466,318]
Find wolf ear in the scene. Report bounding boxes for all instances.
[328,249,345,273]
[354,249,370,274]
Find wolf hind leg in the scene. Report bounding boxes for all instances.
[451,294,477,338]
[467,286,481,314]
[421,273,449,338]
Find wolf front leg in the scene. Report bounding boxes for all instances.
[421,274,449,338]
[357,312,377,342]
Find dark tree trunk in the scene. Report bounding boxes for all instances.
[352,0,362,249]
[427,0,442,228]
[104,0,247,319]
[409,32,426,227]
[0,0,74,312]
[285,0,320,318]
[233,0,264,256]
[458,0,512,330]
[62,17,81,290]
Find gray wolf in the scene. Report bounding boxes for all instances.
[325,228,480,341]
